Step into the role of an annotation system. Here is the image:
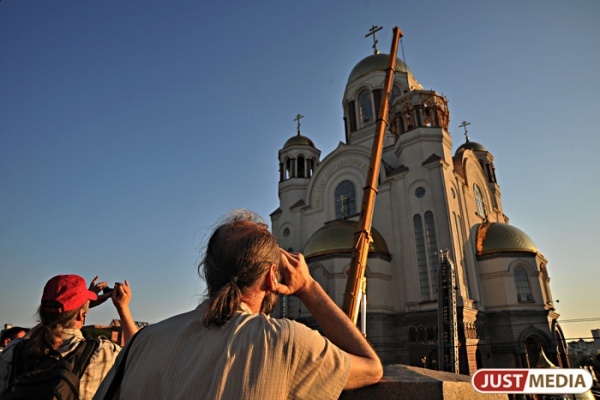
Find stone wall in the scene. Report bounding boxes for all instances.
[339,365,508,400]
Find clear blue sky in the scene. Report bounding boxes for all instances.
[1,1,599,341]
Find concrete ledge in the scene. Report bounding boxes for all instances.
[340,365,508,400]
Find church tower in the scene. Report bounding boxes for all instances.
[271,28,567,373]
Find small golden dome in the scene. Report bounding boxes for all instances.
[283,134,315,148]
[303,220,390,258]
[476,222,538,257]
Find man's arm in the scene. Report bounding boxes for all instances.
[277,250,383,390]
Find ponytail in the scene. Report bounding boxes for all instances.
[25,306,82,358]
[203,281,242,327]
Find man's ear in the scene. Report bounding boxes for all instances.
[265,263,278,292]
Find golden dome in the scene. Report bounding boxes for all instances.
[283,134,315,148]
[303,220,390,258]
[347,53,411,84]
[476,222,538,256]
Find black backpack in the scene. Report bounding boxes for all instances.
[1,339,99,400]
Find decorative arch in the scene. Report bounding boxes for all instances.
[518,326,553,368]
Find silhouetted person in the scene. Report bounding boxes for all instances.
[0,327,28,350]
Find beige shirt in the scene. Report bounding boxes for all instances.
[0,328,121,400]
[95,301,350,400]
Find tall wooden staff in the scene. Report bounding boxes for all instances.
[342,26,403,325]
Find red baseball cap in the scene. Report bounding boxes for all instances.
[41,275,98,313]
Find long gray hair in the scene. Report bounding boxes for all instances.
[199,210,280,327]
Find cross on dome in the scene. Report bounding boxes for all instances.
[459,120,471,142]
[365,25,383,55]
[294,113,304,136]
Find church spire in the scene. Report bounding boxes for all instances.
[365,25,383,55]
[293,113,304,136]
[459,120,471,142]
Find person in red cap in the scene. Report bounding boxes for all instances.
[0,274,138,400]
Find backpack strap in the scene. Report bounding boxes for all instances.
[7,340,27,384]
[69,339,99,378]
[101,328,144,400]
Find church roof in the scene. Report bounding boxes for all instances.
[476,222,538,256]
[455,140,487,155]
[347,53,411,83]
[283,134,315,148]
[303,219,390,258]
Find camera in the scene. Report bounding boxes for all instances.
[102,287,113,295]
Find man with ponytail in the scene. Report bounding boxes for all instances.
[0,274,138,400]
[94,210,382,400]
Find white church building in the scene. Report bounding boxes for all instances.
[270,39,569,374]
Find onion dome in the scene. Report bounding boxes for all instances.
[347,53,411,84]
[455,139,487,156]
[476,222,538,257]
[283,134,315,148]
[303,220,390,258]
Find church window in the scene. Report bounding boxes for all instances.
[415,186,426,198]
[418,326,426,341]
[358,90,374,126]
[424,211,439,295]
[486,163,497,183]
[285,158,293,179]
[426,326,436,341]
[335,180,356,219]
[297,155,305,178]
[283,228,290,237]
[421,98,436,127]
[390,84,402,104]
[414,212,439,301]
[402,103,415,132]
[307,158,315,177]
[514,267,534,302]
[348,101,357,132]
[474,184,487,218]
[413,215,430,300]
[409,327,417,341]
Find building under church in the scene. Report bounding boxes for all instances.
[270,36,569,374]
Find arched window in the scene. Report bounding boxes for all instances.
[297,155,305,178]
[409,327,417,341]
[514,267,534,302]
[390,84,402,104]
[414,211,439,301]
[474,184,487,218]
[418,326,426,341]
[307,158,315,177]
[285,158,292,179]
[335,180,356,219]
[358,90,374,126]
[426,326,436,341]
[424,211,439,295]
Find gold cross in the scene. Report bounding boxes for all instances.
[365,25,383,55]
[293,113,304,136]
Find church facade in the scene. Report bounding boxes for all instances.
[270,48,569,374]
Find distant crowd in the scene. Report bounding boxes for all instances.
[0,209,382,400]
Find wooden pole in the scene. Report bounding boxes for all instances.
[342,26,403,324]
